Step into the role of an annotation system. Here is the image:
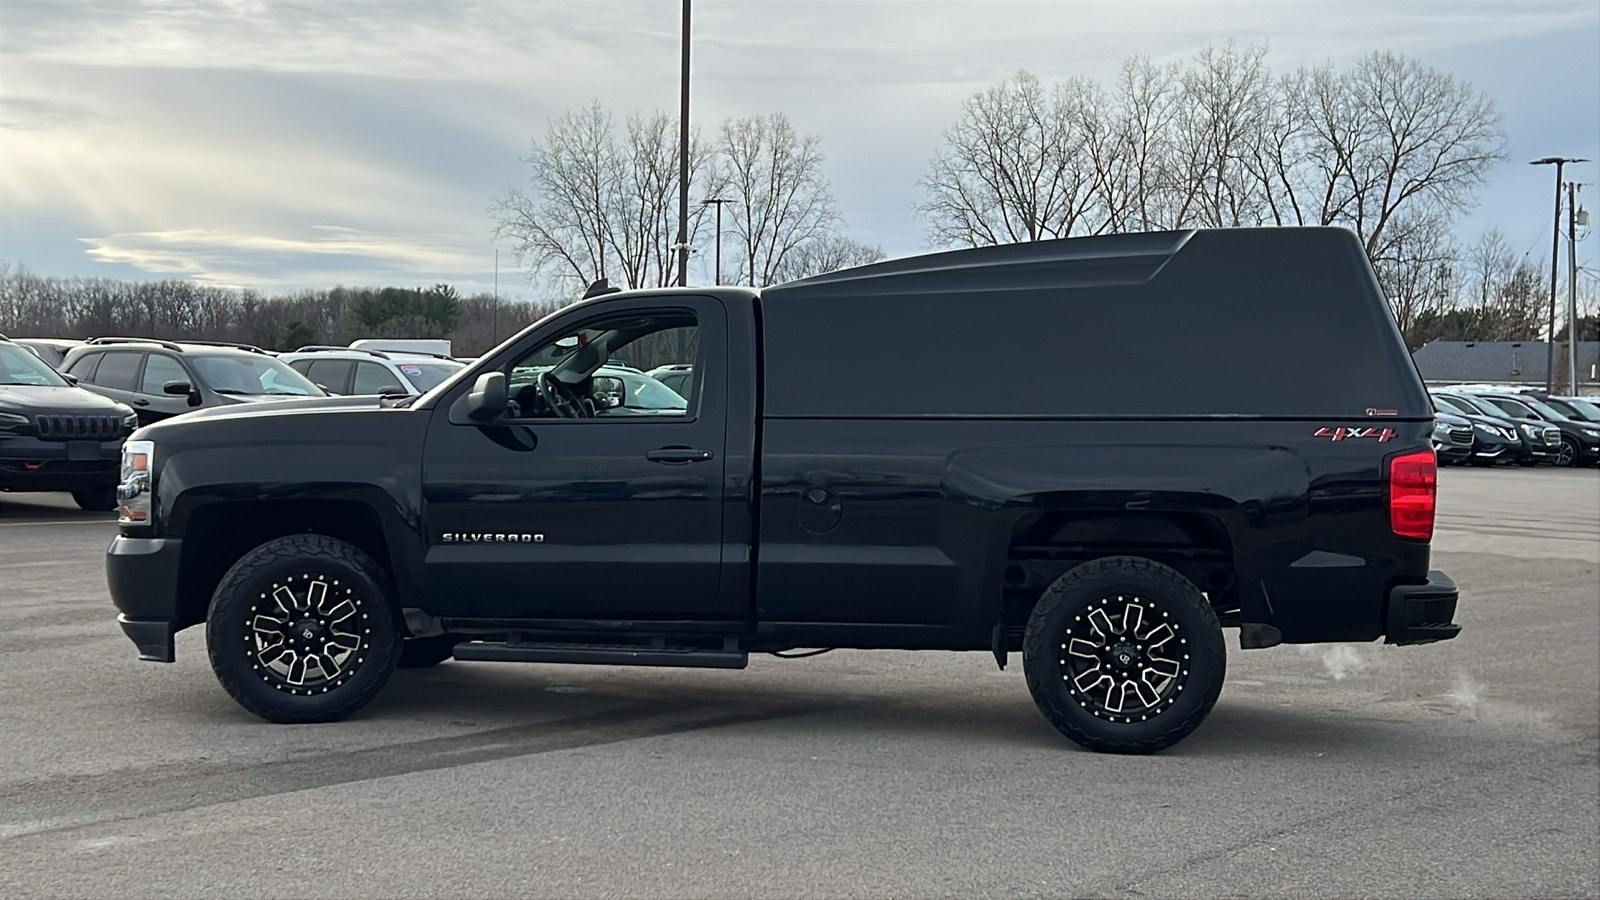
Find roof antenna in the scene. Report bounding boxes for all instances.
[582,277,621,300]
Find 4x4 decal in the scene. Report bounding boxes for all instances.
[1315,426,1395,442]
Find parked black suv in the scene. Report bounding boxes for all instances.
[106,228,1460,755]
[1429,392,1523,466]
[1433,391,1559,466]
[61,338,324,426]
[1468,392,1600,467]
[1,335,136,510]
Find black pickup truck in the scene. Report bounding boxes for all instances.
[107,228,1460,754]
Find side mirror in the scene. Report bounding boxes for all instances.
[162,380,193,396]
[62,373,79,385]
[465,372,508,421]
[377,384,406,396]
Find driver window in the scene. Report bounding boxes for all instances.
[505,312,697,420]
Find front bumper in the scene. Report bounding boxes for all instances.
[0,435,121,491]
[1385,570,1461,645]
[107,535,183,662]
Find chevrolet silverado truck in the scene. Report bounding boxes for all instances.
[107,228,1460,754]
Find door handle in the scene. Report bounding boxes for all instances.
[132,399,149,407]
[645,447,713,464]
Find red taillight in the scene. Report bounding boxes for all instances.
[1389,450,1437,540]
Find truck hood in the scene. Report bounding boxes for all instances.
[136,394,390,438]
[0,384,132,415]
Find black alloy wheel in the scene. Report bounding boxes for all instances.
[207,534,402,723]
[71,485,118,512]
[1556,438,1579,467]
[1023,556,1226,754]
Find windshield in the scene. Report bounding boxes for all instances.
[1439,394,1502,418]
[1553,397,1600,422]
[190,355,323,396]
[620,372,688,410]
[395,361,462,392]
[0,343,70,387]
[1507,395,1571,422]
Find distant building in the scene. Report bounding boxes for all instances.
[1411,341,1600,395]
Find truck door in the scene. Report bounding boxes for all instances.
[420,295,732,621]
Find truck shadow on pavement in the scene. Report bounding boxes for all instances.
[348,662,1428,761]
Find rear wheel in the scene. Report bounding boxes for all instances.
[1023,556,1226,754]
[71,485,118,511]
[206,534,402,723]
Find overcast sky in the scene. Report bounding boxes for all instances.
[1,0,1596,302]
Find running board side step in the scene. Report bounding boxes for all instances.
[452,641,748,669]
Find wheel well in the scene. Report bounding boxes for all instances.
[174,500,392,630]
[1002,511,1238,630]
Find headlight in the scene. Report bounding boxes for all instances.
[1582,427,1600,438]
[1472,423,1497,437]
[1519,423,1539,437]
[0,411,30,434]
[118,440,154,525]
[122,411,139,433]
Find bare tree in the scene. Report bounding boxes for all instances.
[490,102,714,292]
[1297,52,1509,259]
[920,46,1508,267]
[770,233,886,284]
[918,71,1109,247]
[1169,42,1277,228]
[716,113,843,287]
[1098,55,1181,232]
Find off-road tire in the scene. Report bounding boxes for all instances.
[206,534,402,723]
[1023,556,1226,754]
[398,635,459,669]
[72,485,118,511]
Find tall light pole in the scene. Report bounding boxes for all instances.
[702,198,730,285]
[675,0,691,287]
[1532,157,1587,392]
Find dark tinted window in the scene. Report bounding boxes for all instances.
[304,359,353,394]
[1485,397,1537,419]
[760,228,1427,418]
[91,351,142,390]
[66,352,102,379]
[139,354,190,394]
[352,361,398,394]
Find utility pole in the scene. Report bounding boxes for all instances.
[702,198,730,285]
[1532,157,1587,392]
[1568,181,1582,394]
[674,0,691,288]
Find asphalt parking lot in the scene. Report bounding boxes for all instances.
[1,467,1596,899]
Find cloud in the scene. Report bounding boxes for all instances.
[0,96,115,131]
[80,226,497,290]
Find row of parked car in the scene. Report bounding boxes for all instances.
[1,333,699,510]
[1429,385,1600,468]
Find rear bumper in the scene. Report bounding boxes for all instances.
[107,536,183,662]
[1385,570,1461,646]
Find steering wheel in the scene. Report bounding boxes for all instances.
[539,370,591,419]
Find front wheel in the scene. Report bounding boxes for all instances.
[1023,556,1226,754]
[206,534,403,723]
[1556,438,1579,467]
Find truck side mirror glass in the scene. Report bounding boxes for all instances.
[465,372,508,421]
